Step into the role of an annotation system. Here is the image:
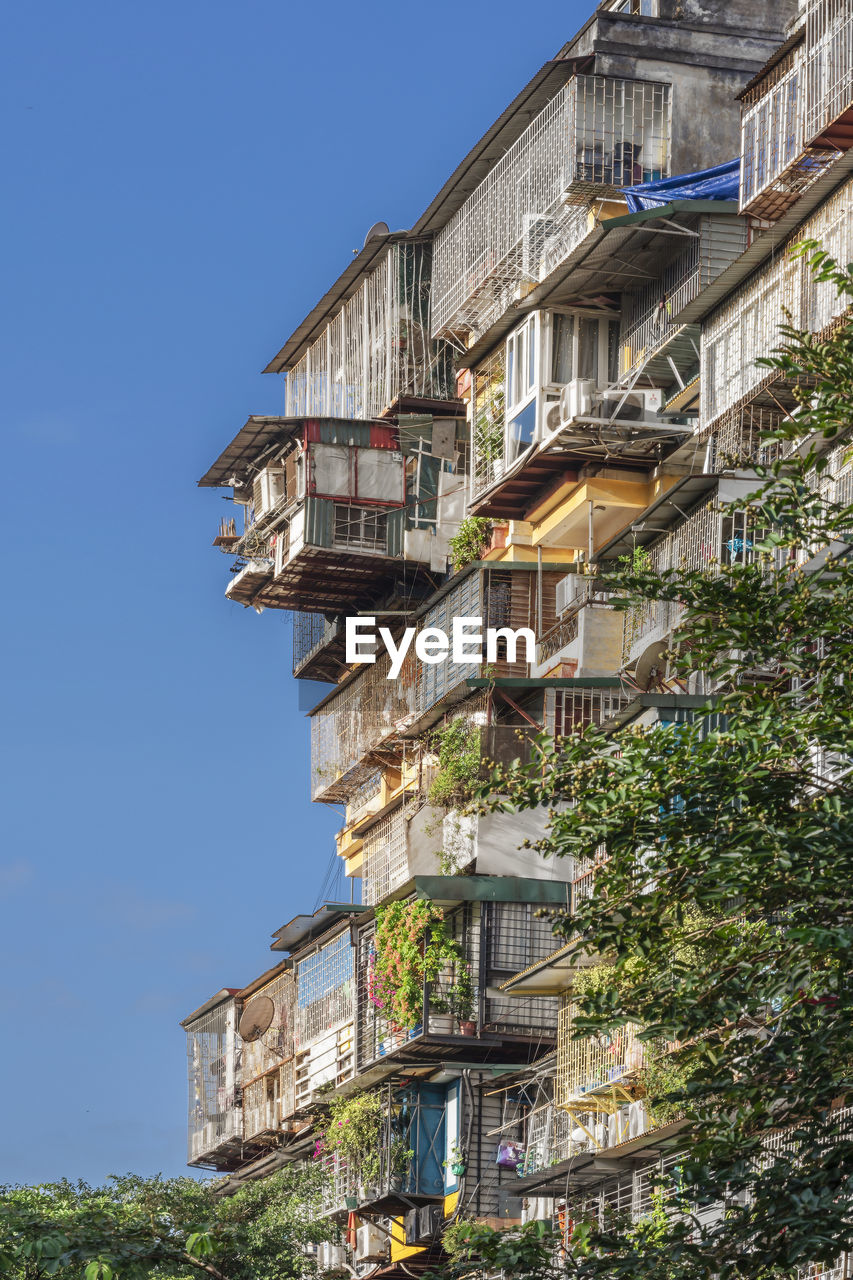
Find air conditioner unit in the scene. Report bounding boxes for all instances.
[594,388,663,423]
[252,466,285,519]
[355,1224,386,1263]
[417,1204,443,1240]
[404,1208,421,1246]
[559,378,596,424]
[522,213,559,281]
[555,572,587,615]
[318,1242,347,1271]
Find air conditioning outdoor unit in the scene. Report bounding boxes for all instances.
[318,1242,347,1271]
[404,1208,421,1246]
[555,572,587,616]
[355,1224,386,1263]
[252,466,285,519]
[559,378,596,424]
[594,388,663,422]
[417,1204,443,1240]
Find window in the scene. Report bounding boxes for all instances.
[506,316,537,411]
[548,313,621,390]
[333,505,388,552]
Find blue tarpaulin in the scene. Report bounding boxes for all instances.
[621,159,741,212]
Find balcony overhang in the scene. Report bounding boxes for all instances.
[500,942,579,996]
[199,415,380,488]
[228,547,425,614]
[675,149,853,326]
[530,474,654,550]
[512,1118,689,1195]
[458,202,736,372]
[594,472,719,560]
[270,903,367,955]
[470,420,689,521]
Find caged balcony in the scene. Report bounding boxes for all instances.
[432,75,670,343]
[240,968,297,1144]
[183,993,244,1170]
[354,896,561,1074]
[292,929,356,1111]
[740,0,853,220]
[281,241,457,420]
[309,564,568,805]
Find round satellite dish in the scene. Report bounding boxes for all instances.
[634,639,669,692]
[239,995,275,1042]
[363,221,390,248]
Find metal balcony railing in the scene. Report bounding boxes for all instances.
[432,75,670,341]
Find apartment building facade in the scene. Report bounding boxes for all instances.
[184,0,853,1273]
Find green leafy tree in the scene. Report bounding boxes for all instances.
[0,1169,330,1280]
[460,248,853,1279]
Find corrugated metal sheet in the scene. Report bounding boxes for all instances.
[303,497,335,549]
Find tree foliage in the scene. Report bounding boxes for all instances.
[0,1170,330,1280]
[459,249,853,1278]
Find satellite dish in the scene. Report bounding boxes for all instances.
[239,995,275,1043]
[634,640,669,692]
[363,221,390,248]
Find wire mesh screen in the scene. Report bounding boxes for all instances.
[703,176,853,427]
[432,76,670,340]
[472,347,507,499]
[242,970,295,1085]
[284,242,455,419]
[296,931,355,1047]
[185,999,242,1165]
[310,567,562,803]
[362,806,410,906]
[806,0,853,141]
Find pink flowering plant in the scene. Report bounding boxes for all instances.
[314,1090,384,1186]
[371,899,465,1031]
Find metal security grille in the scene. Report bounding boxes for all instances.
[472,346,507,500]
[310,650,416,803]
[284,242,455,419]
[362,806,409,906]
[432,76,670,341]
[295,931,355,1047]
[333,504,388,552]
[545,686,632,734]
[483,902,561,1036]
[806,0,853,141]
[555,996,646,1106]
[185,999,242,1166]
[703,176,853,428]
[241,970,295,1086]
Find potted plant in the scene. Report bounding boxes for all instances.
[443,1143,467,1179]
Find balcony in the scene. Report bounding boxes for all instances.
[468,314,692,520]
[309,564,568,805]
[281,241,457,420]
[318,1082,447,1217]
[241,968,296,1143]
[354,893,562,1075]
[183,994,244,1171]
[291,612,346,682]
[740,1,853,220]
[292,929,355,1111]
[432,75,670,343]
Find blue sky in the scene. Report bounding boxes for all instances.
[1,0,591,1185]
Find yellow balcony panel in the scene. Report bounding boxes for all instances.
[532,477,653,551]
[390,1217,425,1263]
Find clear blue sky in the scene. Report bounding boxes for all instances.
[1,0,591,1185]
